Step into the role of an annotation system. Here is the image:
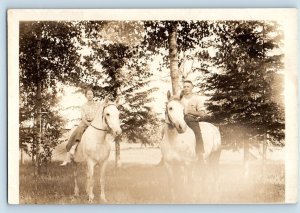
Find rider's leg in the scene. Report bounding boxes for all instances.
[186,121,204,162]
[61,127,78,166]
[60,142,78,166]
[61,124,87,166]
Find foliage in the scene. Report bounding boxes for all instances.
[19,21,82,88]
[78,21,160,144]
[139,20,284,146]
[142,21,211,60]
[19,21,82,162]
[141,21,212,94]
[203,21,284,145]
[19,19,285,162]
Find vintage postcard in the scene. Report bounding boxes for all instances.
[8,9,297,204]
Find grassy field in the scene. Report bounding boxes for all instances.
[19,158,285,204]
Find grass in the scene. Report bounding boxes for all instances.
[19,160,285,204]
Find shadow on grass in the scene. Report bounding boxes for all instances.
[19,161,284,204]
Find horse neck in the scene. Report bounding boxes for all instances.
[164,124,180,139]
[91,105,105,130]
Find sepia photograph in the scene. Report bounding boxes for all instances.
[8,9,297,204]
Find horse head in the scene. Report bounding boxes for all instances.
[166,91,188,134]
[102,96,122,137]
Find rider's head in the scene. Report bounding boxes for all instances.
[85,88,94,101]
[182,80,194,96]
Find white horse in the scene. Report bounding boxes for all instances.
[160,91,222,200]
[72,97,122,203]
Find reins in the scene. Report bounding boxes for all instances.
[165,103,175,129]
[90,124,108,131]
[91,103,118,132]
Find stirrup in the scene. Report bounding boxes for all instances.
[60,161,71,166]
[156,159,164,167]
[60,152,73,166]
[197,154,204,164]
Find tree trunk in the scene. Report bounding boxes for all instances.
[262,133,268,176]
[243,137,249,178]
[169,22,181,96]
[35,30,42,176]
[32,144,35,163]
[20,148,24,165]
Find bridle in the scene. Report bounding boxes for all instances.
[90,103,118,132]
[165,99,186,130]
[165,102,175,129]
[90,124,108,132]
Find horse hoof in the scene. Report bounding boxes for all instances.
[88,195,94,203]
[74,189,79,197]
[101,196,108,203]
[70,196,76,202]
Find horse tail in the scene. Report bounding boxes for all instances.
[212,124,222,151]
[207,124,222,165]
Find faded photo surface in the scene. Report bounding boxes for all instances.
[8,9,298,204]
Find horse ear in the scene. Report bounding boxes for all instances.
[167,91,171,100]
[179,90,184,100]
[103,96,109,105]
[114,96,120,106]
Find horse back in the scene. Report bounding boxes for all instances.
[199,122,221,157]
[74,127,111,163]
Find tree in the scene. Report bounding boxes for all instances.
[75,21,160,164]
[19,21,82,174]
[20,20,161,168]
[140,20,284,149]
[83,22,160,139]
[141,21,211,95]
[203,21,284,148]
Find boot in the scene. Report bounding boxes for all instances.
[60,152,73,166]
[156,157,164,167]
[197,153,204,164]
[60,142,77,166]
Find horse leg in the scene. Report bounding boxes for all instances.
[180,165,192,201]
[185,163,196,201]
[86,160,95,203]
[99,160,108,203]
[73,162,79,197]
[213,150,221,196]
[207,150,221,202]
[165,164,175,202]
[180,165,188,185]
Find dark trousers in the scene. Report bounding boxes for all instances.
[66,123,88,151]
[184,115,204,155]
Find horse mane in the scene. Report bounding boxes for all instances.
[94,101,106,117]
[169,95,182,102]
[104,101,116,106]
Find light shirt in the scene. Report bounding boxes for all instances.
[181,94,204,115]
[81,101,100,121]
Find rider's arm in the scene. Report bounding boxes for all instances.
[186,96,205,117]
[186,108,205,117]
[81,105,91,126]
